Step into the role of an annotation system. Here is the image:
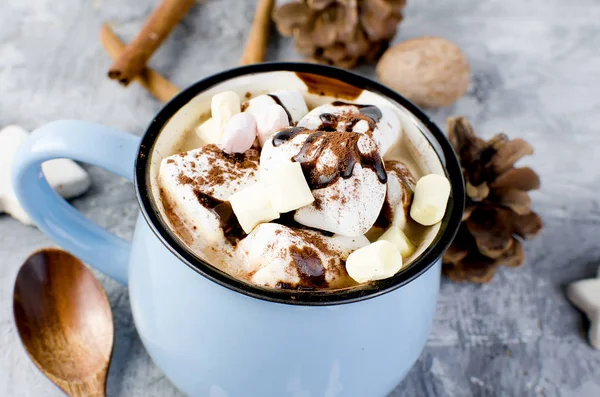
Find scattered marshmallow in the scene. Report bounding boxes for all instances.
[345,240,403,283]
[229,182,279,233]
[211,91,241,132]
[220,112,257,154]
[0,125,91,225]
[378,225,415,258]
[567,267,600,350]
[261,161,314,213]
[196,117,221,144]
[410,174,451,226]
[244,90,309,125]
[253,104,290,146]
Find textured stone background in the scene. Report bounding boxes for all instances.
[1,0,599,396]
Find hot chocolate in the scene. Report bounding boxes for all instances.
[151,73,450,291]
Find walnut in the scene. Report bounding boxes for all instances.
[376,37,470,108]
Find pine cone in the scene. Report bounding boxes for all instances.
[443,117,543,283]
[273,0,406,69]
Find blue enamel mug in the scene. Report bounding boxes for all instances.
[12,63,464,397]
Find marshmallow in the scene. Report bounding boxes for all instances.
[196,117,221,145]
[244,90,309,125]
[289,134,387,236]
[237,223,369,289]
[410,174,451,226]
[211,91,241,132]
[567,267,600,349]
[297,102,401,156]
[261,161,314,213]
[383,160,416,229]
[229,182,279,234]
[0,125,90,225]
[261,130,387,236]
[345,240,403,283]
[378,225,415,258]
[159,144,259,243]
[253,104,290,146]
[220,112,257,154]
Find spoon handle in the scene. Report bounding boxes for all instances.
[57,372,107,397]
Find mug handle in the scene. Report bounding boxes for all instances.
[11,120,141,285]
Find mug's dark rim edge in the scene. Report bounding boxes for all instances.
[134,62,465,306]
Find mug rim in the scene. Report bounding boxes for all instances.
[134,62,465,306]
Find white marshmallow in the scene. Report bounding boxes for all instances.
[229,182,279,233]
[378,225,415,258]
[261,161,314,213]
[253,104,290,146]
[410,174,451,226]
[237,223,369,289]
[384,160,416,230]
[196,117,221,145]
[158,145,259,244]
[211,91,241,132]
[292,135,387,237]
[0,125,90,225]
[567,267,600,349]
[244,90,309,124]
[220,112,257,154]
[345,240,403,283]
[297,102,401,156]
[260,131,387,236]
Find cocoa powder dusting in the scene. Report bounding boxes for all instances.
[178,173,194,185]
[290,131,387,190]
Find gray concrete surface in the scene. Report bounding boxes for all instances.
[1,0,599,396]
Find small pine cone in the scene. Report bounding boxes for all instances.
[273,0,406,68]
[442,117,543,283]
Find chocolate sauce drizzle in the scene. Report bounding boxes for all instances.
[272,127,387,190]
[289,246,327,288]
[321,101,383,133]
[192,189,245,244]
[268,94,293,125]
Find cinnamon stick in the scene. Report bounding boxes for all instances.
[240,0,275,65]
[108,0,196,86]
[100,24,180,103]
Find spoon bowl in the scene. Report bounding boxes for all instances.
[13,248,113,397]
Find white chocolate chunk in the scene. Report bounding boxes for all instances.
[253,104,290,146]
[410,174,451,226]
[261,161,314,213]
[345,240,403,283]
[567,267,600,349]
[378,225,415,258]
[229,182,279,233]
[0,125,90,225]
[196,117,221,144]
[211,91,241,132]
[220,112,257,154]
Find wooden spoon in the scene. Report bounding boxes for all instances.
[13,248,114,396]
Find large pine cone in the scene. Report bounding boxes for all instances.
[273,0,406,68]
[443,117,543,283]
